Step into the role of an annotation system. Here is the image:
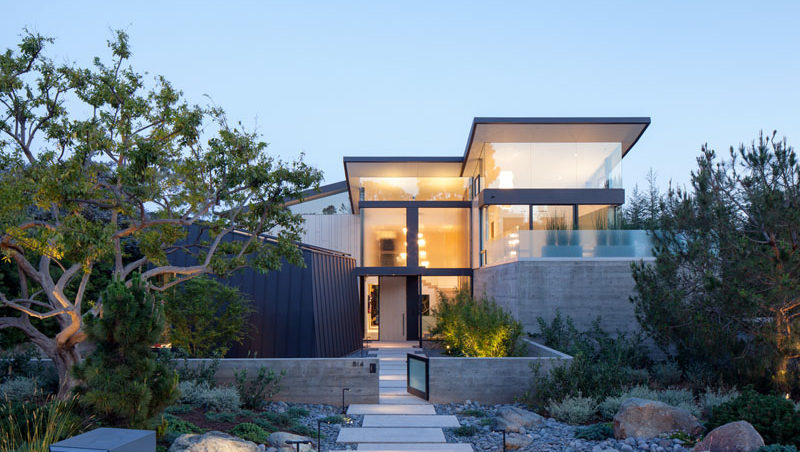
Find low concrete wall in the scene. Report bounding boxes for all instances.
[185,358,379,405]
[427,340,571,404]
[474,259,651,334]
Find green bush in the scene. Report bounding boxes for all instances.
[205,411,239,423]
[547,394,597,424]
[575,422,613,440]
[699,387,739,418]
[526,313,652,407]
[452,425,478,436]
[708,389,800,446]
[319,414,347,424]
[163,276,252,357]
[234,366,283,410]
[757,446,799,452]
[162,414,205,435]
[178,381,241,412]
[73,275,179,428]
[229,422,270,444]
[431,288,524,357]
[0,376,39,402]
[0,395,92,452]
[652,361,683,387]
[458,409,488,418]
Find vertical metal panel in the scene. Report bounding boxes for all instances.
[406,276,419,340]
[170,225,358,358]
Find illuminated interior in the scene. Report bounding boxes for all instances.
[362,208,407,267]
[418,208,469,268]
[359,177,469,201]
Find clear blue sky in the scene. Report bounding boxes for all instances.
[3,1,799,193]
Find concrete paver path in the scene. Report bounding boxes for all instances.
[337,341,471,451]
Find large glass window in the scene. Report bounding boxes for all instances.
[531,205,574,230]
[481,142,622,189]
[420,276,470,339]
[577,205,619,229]
[418,208,469,268]
[483,205,529,265]
[362,208,407,267]
[359,177,470,201]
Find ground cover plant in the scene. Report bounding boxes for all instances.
[431,288,524,357]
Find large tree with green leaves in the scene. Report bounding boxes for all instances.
[631,132,800,395]
[0,31,322,397]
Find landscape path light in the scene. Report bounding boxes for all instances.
[341,387,351,414]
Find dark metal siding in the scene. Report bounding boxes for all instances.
[169,227,359,358]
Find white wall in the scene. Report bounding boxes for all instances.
[298,214,361,264]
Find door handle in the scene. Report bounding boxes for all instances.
[402,313,405,336]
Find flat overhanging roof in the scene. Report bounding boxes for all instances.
[461,117,650,176]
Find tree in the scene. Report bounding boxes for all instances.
[621,169,662,229]
[162,276,251,357]
[631,132,800,395]
[73,274,177,428]
[0,31,322,397]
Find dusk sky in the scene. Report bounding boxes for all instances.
[4,1,799,194]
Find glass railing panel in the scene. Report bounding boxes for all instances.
[483,230,654,264]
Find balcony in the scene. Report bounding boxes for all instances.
[483,229,653,265]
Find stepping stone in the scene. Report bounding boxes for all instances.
[380,374,407,381]
[336,427,445,443]
[357,444,473,451]
[380,380,407,388]
[379,387,410,396]
[379,394,429,405]
[362,415,460,428]
[348,404,436,415]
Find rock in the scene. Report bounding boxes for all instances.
[272,401,289,413]
[613,398,704,439]
[494,406,544,432]
[692,421,764,452]
[505,433,533,450]
[168,431,263,452]
[267,432,314,452]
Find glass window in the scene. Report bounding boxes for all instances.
[577,205,619,229]
[418,208,469,268]
[359,177,469,201]
[363,276,379,340]
[288,191,350,214]
[362,208,407,267]
[480,142,622,189]
[483,205,528,265]
[531,205,574,230]
[420,276,470,339]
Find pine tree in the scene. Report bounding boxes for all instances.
[73,274,178,428]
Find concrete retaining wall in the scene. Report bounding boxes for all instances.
[427,339,571,404]
[474,259,651,334]
[185,358,379,405]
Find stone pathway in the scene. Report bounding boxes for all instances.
[336,341,472,451]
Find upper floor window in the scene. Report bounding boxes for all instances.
[359,177,469,201]
[480,142,622,189]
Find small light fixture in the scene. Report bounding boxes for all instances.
[417,232,423,238]
[420,260,430,267]
[418,239,426,247]
[402,227,408,234]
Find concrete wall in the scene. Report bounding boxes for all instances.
[474,259,651,335]
[427,355,570,404]
[186,358,379,405]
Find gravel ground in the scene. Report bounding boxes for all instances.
[436,402,693,452]
[264,401,362,451]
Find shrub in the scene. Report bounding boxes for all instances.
[708,389,800,446]
[234,366,283,410]
[652,361,683,387]
[458,409,488,417]
[527,314,652,406]
[548,394,597,424]
[0,376,39,401]
[319,414,347,424]
[431,288,524,357]
[575,422,613,440]
[205,411,239,423]
[452,425,478,436]
[72,275,179,428]
[699,387,739,418]
[596,386,700,421]
[0,395,92,452]
[163,276,253,357]
[229,422,270,444]
[172,351,221,387]
[162,414,205,435]
[287,406,309,418]
[178,381,241,412]
[757,446,799,452]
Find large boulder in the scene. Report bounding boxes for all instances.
[692,421,765,452]
[494,406,544,433]
[267,432,314,452]
[613,398,704,439]
[169,431,264,452]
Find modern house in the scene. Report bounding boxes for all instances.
[281,117,653,348]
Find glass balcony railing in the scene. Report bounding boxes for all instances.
[484,229,653,265]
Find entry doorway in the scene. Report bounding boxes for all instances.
[362,276,408,341]
[379,276,407,341]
